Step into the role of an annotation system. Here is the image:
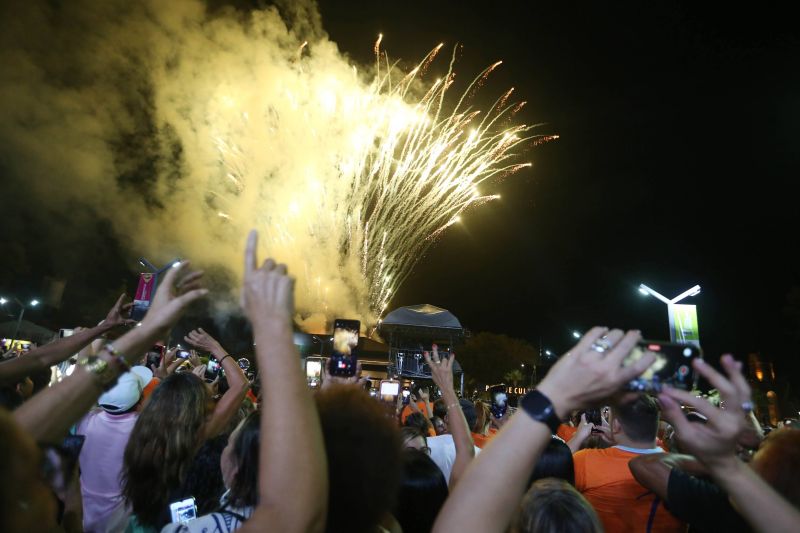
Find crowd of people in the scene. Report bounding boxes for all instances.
[1,230,799,532]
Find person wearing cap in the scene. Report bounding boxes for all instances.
[76,365,152,533]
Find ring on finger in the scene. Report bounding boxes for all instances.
[591,337,614,353]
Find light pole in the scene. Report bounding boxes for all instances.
[638,283,701,343]
[0,296,40,346]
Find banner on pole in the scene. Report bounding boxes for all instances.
[131,273,155,321]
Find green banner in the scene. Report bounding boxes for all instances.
[671,304,700,345]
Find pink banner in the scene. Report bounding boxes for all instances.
[134,273,155,303]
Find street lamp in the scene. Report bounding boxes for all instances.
[0,296,41,345]
[572,331,581,339]
[638,283,701,343]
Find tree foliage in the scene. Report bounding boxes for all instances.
[456,332,539,389]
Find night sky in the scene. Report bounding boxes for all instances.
[2,2,799,387]
[320,2,800,378]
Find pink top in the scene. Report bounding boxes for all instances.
[77,409,138,533]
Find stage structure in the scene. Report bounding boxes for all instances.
[379,304,466,396]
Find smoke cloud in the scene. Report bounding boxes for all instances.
[0,0,383,331]
[1,0,537,333]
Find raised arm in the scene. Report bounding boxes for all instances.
[425,347,474,487]
[13,263,207,444]
[185,327,250,439]
[659,355,800,533]
[236,230,327,533]
[566,413,592,454]
[0,294,134,385]
[628,453,708,501]
[433,328,655,533]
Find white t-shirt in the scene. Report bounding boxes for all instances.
[427,434,481,485]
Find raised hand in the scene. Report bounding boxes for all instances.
[424,345,455,394]
[321,358,365,389]
[188,350,201,368]
[418,387,431,402]
[536,328,654,419]
[152,347,178,379]
[658,355,752,468]
[185,328,226,359]
[102,293,136,328]
[192,364,207,380]
[241,230,294,326]
[141,261,207,336]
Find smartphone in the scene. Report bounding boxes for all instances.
[380,379,400,402]
[623,341,702,392]
[205,359,221,381]
[145,345,164,369]
[169,497,197,523]
[487,384,508,419]
[329,318,360,377]
[176,349,191,359]
[401,387,411,406]
[59,328,75,339]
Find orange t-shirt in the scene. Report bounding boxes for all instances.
[556,423,577,441]
[471,431,494,449]
[142,377,160,402]
[400,402,429,423]
[573,447,685,533]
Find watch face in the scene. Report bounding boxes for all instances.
[521,390,560,432]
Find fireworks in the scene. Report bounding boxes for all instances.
[212,39,552,324]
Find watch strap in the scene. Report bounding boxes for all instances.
[520,389,562,433]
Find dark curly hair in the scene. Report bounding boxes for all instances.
[315,386,402,533]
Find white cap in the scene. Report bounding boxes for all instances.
[97,366,153,414]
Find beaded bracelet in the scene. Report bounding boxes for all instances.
[102,343,131,373]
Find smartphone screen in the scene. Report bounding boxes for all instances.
[380,380,400,402]
[623,341,702,392]
[205,359,221,381]
[329,318,360,377]
[176,349,191,359]
[401,388,411,405]
[169,497,197,523]
[488,384,508,419]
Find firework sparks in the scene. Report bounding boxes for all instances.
[214,42,551,323]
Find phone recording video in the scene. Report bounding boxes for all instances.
[401,387,411,405]
[169,497,197,524]
[176,349,191,359]
[205,359,222,381]
[145,345,165,369]
[623,341,702,392]
[487,384,509,419]
[329,318,360,377]
[380,379,400,402]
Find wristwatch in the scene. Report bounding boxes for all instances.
[520,389,562,433]
[79,356,119,391]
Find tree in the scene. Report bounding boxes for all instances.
[504,369,524,386]
[455,332,539,389]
